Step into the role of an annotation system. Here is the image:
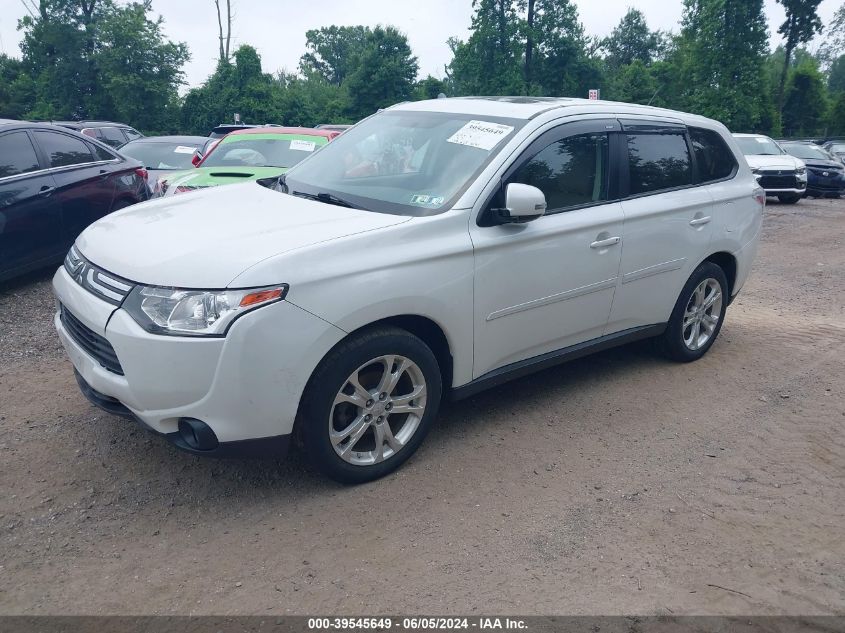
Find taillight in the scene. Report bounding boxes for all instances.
[135,167,148,181]
[753,187,766,207]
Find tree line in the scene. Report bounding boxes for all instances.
[2,0,845,138]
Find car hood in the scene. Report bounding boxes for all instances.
[802,159,843,170]
[160,166,288,194]
[743,154,805,170]
[76,182,410,288]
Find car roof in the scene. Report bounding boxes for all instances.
[51,120,131,127]
[123,135,207,144]
[732,133,770,138]
[226,126,337,139]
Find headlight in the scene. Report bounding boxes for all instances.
[796,167,807,179]
[123,284,288,337]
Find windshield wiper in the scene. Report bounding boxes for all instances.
[291,190,362,209]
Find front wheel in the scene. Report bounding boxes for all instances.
[299,326,442,484]
[656,262,728,362]
[778,194,801,204]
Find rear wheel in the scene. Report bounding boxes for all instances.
[656,262,728,362]
[777,194,801,204]
[299,326,442,484]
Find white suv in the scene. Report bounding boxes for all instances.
[732,133,807,203]
[53,97,763,483]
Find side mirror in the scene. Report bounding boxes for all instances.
[191,152,203,167]
[494,183,546,224]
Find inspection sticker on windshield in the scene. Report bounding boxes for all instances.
[410,194,445,206]
[173,146,196,154]
[447,120,514,151]
[290,139,316,152]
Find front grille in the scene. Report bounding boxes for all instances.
[64,245,134,306]
[758,170,800,189]
[60,305,124,375]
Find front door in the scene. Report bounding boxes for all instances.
[470,122,624,378]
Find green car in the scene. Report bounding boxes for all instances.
[153,127,338,197]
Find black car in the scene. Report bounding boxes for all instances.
[208,123,282,139]
[119,135,210,190]
[780,141,845,198]
[50,120,144,148]
[0,120,149,283]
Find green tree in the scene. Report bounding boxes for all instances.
[447,0,523,95]
[782,60,828,135]
[775,0,823,108]
[602,8,662,68]
[0,55,36,118]
[344,26,418,120]
[674,0,770,131]
[828,54,845,92]
[414,75,449,100]
[826,90,845,134]
[299,26,370,85]
[17,0,187,130]
[608,59,659,104]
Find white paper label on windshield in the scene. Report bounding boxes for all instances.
[173,146,196,154]
[290,139,316,152]
[447,120,514,151]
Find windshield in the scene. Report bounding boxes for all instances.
[202,134,328,169]
[121,141,201,170]
[283,110,525,215]
[828,143,845,153]
[734,136,783,156]
[782,144,832,160]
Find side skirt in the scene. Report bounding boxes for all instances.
[451,323,667,401]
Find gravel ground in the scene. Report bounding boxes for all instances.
[0,197,843,615]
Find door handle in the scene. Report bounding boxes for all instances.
[689,216,711,226]
[38,186,55,197]
[590,236,621,249]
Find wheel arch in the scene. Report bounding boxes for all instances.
[702,251,738,298]
[292,313,455,445]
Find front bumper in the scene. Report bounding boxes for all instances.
[53,265,347,454]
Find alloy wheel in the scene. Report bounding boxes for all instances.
[682,278,723,351]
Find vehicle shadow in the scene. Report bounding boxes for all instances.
[77,337,666,504]
[0,266,55,294]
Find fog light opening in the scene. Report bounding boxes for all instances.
[178,418,219,451]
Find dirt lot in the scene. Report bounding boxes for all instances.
[0,197,843,616]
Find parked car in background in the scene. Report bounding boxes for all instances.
[153,127,339,197]
[51,121,143,148]
[54,98,762,483]
[821,140,845,163]
[119,136,209,190]
[733,133,806,203]
[315,124,353,133]
[208,123,283,139]
[0,120,148,282]
[780,141,845,198]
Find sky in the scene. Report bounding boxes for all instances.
[0,0,840,90]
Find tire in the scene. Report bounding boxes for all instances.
[656,262,729,363]
[299,326,442,484]
[777,194,801,204]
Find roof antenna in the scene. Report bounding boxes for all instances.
[647,86,661,106]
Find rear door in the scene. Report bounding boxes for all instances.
[606,120,714,333]
[0,129,62,278]
[31,129,117,249]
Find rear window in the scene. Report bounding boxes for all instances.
[689,127,737,182]
[121,141,200,170]
[100,127,126,146]
[626,133,692,195]
[0,131,41,178]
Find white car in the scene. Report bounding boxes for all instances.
[732,133,807,203]
[53,98,763,483]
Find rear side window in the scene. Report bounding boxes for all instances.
[34,131,96,168]
[0,131,41,178]
[509,133,609,212]
[100,127,126,146]
[627,133,692,195]
[123,128,143,141]
[88,142,115,162]
[690,127,737,182]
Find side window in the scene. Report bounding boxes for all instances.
[100,127,126,147]
[88,142,115,162]
[508,133,609,212]
[0,132,41,178]
[123,128,143,142]
[627,133,692,195]
[689,127,737,182]
[33,131,96,168]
